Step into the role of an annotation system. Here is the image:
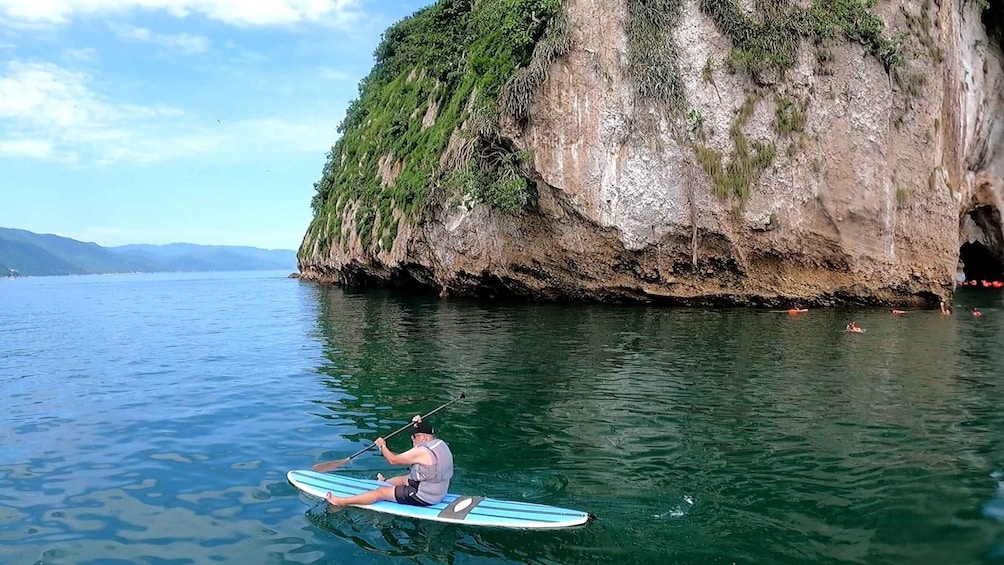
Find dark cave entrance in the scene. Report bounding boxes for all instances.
[959,204,1004,284]
[960,241,1004,283]
[957,5,1003,287]
[984,1,1003,50]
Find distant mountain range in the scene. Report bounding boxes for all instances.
[0,228,297,277]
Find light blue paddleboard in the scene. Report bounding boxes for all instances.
[287,470,591,529]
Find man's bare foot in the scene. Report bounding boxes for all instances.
[325,492,344,507]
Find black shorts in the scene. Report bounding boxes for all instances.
[394,482,431,507]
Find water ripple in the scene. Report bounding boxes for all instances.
[2,276,1003,564]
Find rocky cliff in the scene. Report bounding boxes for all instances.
[299,0,1004,306]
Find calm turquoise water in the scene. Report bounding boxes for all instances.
[2,271,1004,564]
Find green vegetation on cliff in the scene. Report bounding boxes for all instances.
[307,0,912,257]
[624,0,903,117]
[308,0,567,255]
[625,0,903,209]
[625,0,686,116]
[703,0,903,208]
[700,0,905,76]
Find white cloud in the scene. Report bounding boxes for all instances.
[110,22,153,41]
[0,0,364,27]
[63,47,99,61]
[237,117,338,151]
[0,139,54,159]
[0,60,185,163]
[1,62,115,129]
[0,59,338,165]
[318,66,352,81]
[0,60,180,133]
[161,32,209,53]
[109,23,210,54]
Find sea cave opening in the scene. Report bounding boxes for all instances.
[959,203,1004,285]
[984,0,1003,51]
[960,241,1004,283]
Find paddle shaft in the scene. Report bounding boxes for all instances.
[314,394,464,471]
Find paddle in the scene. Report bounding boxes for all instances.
[312,393,466,473]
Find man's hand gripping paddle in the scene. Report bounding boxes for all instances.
[312,393,465,473]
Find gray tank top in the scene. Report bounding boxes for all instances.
[408,439,454,504]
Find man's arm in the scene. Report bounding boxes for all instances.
[375,438,434,467]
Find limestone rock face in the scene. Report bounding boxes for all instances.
[299,0,1004,306]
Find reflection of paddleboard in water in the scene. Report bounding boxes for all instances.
[288,470,591,529]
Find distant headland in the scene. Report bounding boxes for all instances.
[0,227,296,277]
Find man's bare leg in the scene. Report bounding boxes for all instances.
[326,486,396,508]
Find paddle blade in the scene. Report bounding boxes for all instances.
[311,458,349,473]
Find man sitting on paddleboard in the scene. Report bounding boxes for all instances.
[326,416,454,508]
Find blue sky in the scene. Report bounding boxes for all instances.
[0,0,429,250]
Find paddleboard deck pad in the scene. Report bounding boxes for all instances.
[287,470,590,529]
